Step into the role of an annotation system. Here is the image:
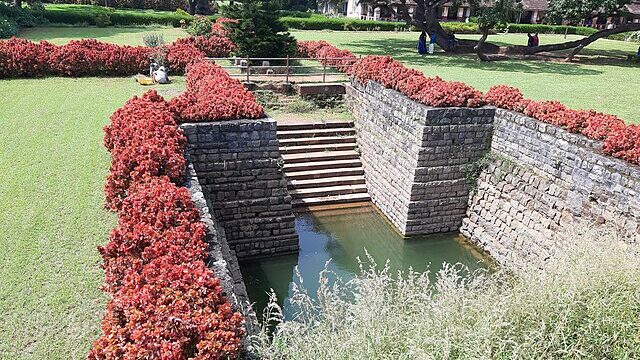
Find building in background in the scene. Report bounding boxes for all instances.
[324,0,640,26]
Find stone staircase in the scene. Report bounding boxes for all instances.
[277,121,370,208]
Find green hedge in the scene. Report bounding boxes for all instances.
[39,4,200,27]
[280,14,606,36]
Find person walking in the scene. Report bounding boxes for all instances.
[417,31,427,55]
[428,31,437,54]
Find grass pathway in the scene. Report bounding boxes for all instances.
[0,77,184,359]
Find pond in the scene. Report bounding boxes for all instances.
[240,205,490,319]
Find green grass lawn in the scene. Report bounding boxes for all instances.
[18,25,188,45]
[1,25,638,358]
[0,77,184,359]
[292,31,640,123]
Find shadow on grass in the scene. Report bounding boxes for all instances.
[349,38,640,74]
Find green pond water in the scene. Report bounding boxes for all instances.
[240,205,490,319]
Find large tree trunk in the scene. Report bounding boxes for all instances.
[13,0,22,8]
[188,0,196,15]
[505,23,640,60]
[407,1,499,54]
[475,27,492,61]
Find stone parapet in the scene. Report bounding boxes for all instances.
[180,118,299,260]
[346,80,495,236]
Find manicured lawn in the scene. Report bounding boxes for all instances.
[292,31,640,123]
[19,25,189,45]
[0,77,184,359]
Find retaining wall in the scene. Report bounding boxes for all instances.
[460,109,640,266]
[180,118,299,260]
[184,162,256,355]
[346,80,495,236]
[345,80,640,267]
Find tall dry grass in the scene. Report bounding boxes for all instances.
[252,224,640,359]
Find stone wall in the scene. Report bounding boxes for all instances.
[346,80,495,236]
[184,162,257,355]
[180,118,299,260]
[460,109,640,267]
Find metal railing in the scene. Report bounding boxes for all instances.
[204,56,359,83]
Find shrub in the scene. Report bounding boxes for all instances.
[91,179,244,359]
[102,90,186,210]
[186,15,212,36]
[347,53,484,108]
[170,67,264,122]
[603,124,640,164]
[39,4,195,27]
[143,32,165,47]
[165,42,206,73]
[253,225,640,358]
[0,37,53,77]
[223,0,297,58]
[94,11,111,27]
[0,2,38,27]
[0,16,18,39]
[484,85,527,112]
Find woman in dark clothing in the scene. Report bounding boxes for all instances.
[417,31,428,55]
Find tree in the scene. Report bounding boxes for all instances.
[362,0,640,61]
[507,0,640,60]
[223,0,297,58]
[472,0,522,60]
[187,0,212,15]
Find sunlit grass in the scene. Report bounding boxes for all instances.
[292,30,640,123]
[0,77,184,359]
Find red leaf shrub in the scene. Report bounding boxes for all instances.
[93,69,248,357]
[484,85,528,112]
[184,60,229,92]
[0,37,52,77]
[170,61,264,123]
[103,90,186,211]
[297,40,357,72]
[173,35,236,58]
[603,124,640,164]
[348,55,484,107]
[0,29,235,78]
[166,42,206,74]
[582,112,626,140]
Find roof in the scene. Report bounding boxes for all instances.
[521,0,548,11]
[626,2,640,15]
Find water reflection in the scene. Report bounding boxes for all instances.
[240,206,489,319]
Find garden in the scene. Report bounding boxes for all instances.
[1,0,640,358]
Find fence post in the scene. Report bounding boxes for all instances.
[286,55,290,83]
[246,55,250,83]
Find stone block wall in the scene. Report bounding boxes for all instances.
[346,80,495,236]
[460,109,640,266]
[180,118,299,260]
[184,163,257,353]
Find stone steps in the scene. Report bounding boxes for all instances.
[283,159,362,172]
[280,143,356,154]
[278,121,370,208]
[278,135,357,147]
[285,167,365,180]
[288,175,365,189]
[290,184,368,197]
[281,150,360,164]
[291,193,371,207]
[278,127,356,139]
[277,121,353,131]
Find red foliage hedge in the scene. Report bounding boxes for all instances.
[0,21,235,78]
[484,84,636,164]
[169,61,264,123]
[299,41,639,165]
[94,86,246,358]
